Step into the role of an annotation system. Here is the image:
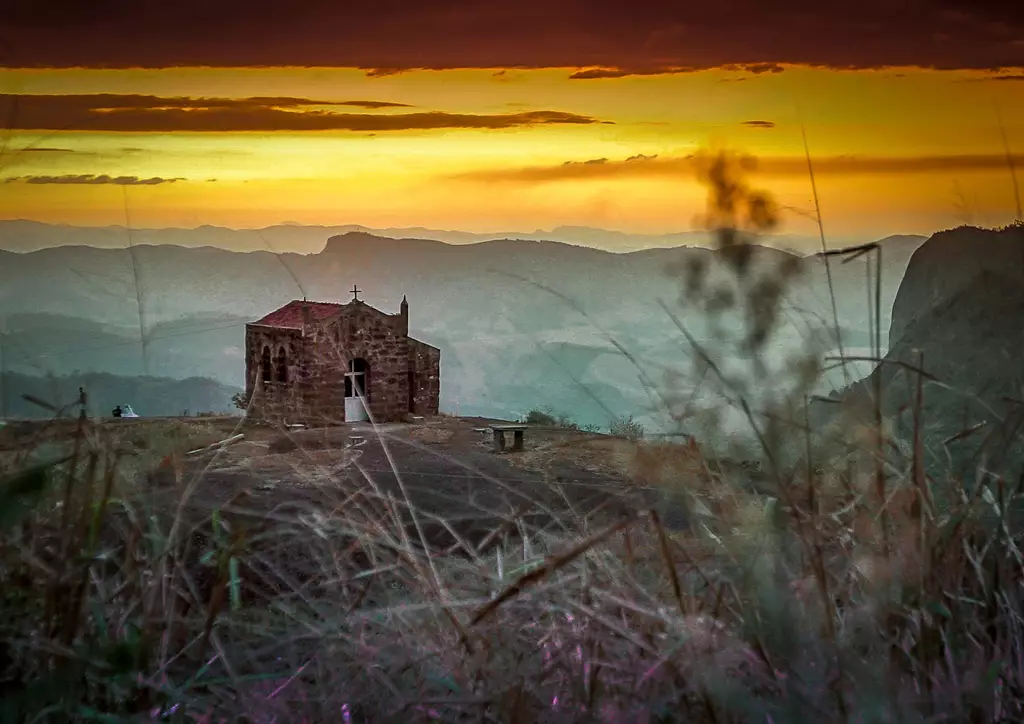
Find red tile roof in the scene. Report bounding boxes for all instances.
[252,300,347,329]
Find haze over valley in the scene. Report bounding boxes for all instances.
[1,221,927,433]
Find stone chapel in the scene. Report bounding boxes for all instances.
[244,290,440,424]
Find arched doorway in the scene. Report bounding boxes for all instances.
[344,357,369,422]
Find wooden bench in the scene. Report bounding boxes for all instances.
[488,424,528,452]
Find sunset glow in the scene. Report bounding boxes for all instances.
[1,65,1022,244]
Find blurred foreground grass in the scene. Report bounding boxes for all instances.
[2,406,1021,723]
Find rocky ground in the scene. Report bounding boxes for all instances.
[173,416,662,549]
[1,414,676,544]
[1,414,771,544]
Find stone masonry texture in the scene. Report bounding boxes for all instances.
[244,298,440,425]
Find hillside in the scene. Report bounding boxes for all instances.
[0,230,918,333]
[821,224,1024,482]
[0,371,241,419]
[0,230,924,431]
[0,313,250,383]
[888,225,1024,347]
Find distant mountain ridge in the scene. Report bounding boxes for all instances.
[0,231,813,327]
[0,227,930,430]
[0,218,855,255]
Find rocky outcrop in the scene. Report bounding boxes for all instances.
[820,224,1024,485]
[888,224,1024,348]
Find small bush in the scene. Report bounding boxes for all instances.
[524,409,557,425]
[524,409,596,431]
[610,414,645,440]
[554,414,580,430]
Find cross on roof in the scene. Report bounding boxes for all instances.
[351,285,361,301]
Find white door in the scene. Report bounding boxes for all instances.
[344,396,368,422]
[344,359,369,422]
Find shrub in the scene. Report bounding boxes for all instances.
[524,408,580,429]
[609,414,645,440]
[524,408,557,425]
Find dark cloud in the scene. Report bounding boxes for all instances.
[727,63,785,75]
[0,0,1021,71]
[0,94,602,132]
[563,158,609,166]
[959,73,1024,83]
[0,146,83,172]
[492,69,521,83]
[568,67,697,80]
[15,95,407,112]
[741,120,776,128]
[17,146,76,153]
[0,146,81,165]
[335,100,414,108]
[456,152,1024,183]
[5,174,184,185]
[570,62,785,81]
[363,68,407,78]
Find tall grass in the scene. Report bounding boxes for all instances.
[2,151,1023,722]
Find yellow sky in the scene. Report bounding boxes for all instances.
[0,66,1021,243]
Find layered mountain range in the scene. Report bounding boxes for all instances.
[0,226,927,428]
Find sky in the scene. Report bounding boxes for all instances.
[0,0,1022,246]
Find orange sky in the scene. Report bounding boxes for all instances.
[0,65,1022,244]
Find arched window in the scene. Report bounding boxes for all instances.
[276,347,288,383]
[260,346,272,382]
[344,357,369,399]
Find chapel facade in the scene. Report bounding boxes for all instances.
[243,292,440,424]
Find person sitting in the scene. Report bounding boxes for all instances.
[112,405,123,418]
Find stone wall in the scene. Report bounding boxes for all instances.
[323,303,411,422]
[245,301,439,425]
[409,339,441,416]
[244,326,304,422]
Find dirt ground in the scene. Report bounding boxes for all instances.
[1,415,754,543]
[4,413,717,510]
[169,416,661,550]
[0,415,645,546]
[1,415,718,569]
